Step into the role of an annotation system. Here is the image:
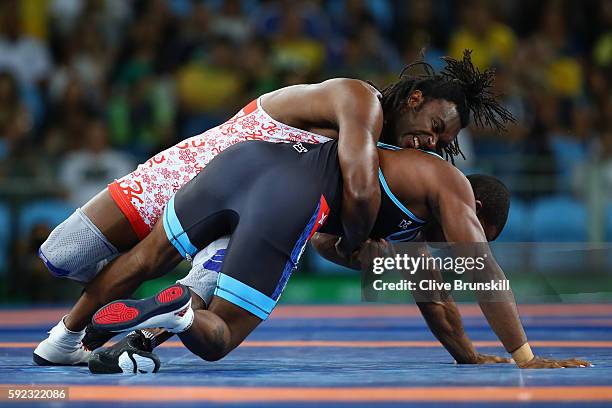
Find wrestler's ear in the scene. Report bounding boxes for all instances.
[406,90,424,108]
[475,199,483,214]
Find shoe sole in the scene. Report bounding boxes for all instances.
[91,284,191,332]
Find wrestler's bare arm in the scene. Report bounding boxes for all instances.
[408,233,509,364]
[424,162,589,368]
[263,79,382,257]
[310,231,508,364]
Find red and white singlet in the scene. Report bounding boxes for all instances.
[108,98,332,239]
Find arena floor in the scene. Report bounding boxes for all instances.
[1,304,612,407]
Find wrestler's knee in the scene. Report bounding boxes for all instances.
[182,314,232,362]
[200,326,232,362]
[39,208,118,283]
[199,345,229,362]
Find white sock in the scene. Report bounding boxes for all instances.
[48,316,85,348]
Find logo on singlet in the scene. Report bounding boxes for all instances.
[398,219,412,230]
[293,142,308,153]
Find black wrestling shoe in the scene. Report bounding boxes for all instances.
[82,323,119,351]
[91,284,193,333]
[88,330,160,374]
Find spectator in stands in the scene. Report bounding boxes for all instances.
[0,72,32,163]
[517,0,584,99]
[108,17,176,157]
[578,96,612,199]
[518,90,562,198]
[586,67,611,119]
[0,71,47,184]
[209,0,252,45]
[448,0,516,69]
[271,9,326,74]
[593,0,612,69]
[173,2,212,65]
[336,21,400,82]
[58,119,134,207]
[0,0,53,88]
[395,0,449,71]
[137,0,182,74]
[175,36,244,137]
[48,20,110,108]
[238,38,279,97]
[328,0,392,38]
[48,78,98,151]
[0,0,609,303]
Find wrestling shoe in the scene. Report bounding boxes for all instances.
[82,323,119,351]
[33,316,91,366]
[88,330,160,374]
[91,284,194,334]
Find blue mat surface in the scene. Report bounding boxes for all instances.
[0,305,611,407]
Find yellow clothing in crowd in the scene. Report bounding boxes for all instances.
[449,22,516,69]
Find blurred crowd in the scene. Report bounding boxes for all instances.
[0,0,611,300]
[1,0,611,199]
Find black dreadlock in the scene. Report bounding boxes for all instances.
[376,49,515,164]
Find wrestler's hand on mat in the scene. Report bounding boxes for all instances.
[454,353,511,365]
[471,353,513,364]
[517,356,591,368]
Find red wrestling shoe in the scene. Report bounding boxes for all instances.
[92,284,194,334]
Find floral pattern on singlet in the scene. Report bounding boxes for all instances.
[111,98,332,234]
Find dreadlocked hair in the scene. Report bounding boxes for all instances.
[377,49,515,164]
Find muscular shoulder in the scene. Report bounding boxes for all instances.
[265,78,379,104]
[319,78,381,98]
[388,149,472,204]
[263,78,383,129]
[423,155,474,214]
[421,154,471,199]
[318,78,381,113]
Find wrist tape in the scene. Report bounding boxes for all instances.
[511,342,535,366]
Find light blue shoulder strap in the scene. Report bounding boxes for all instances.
[376,142,401,150]
[421,149,443,159]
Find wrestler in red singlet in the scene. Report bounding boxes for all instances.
[109,98,332,239]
